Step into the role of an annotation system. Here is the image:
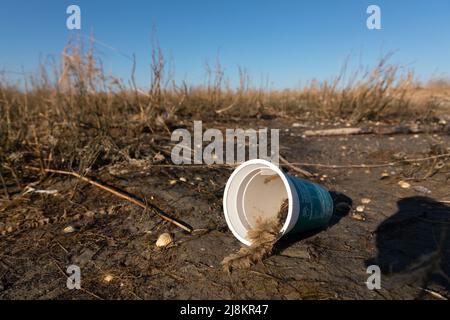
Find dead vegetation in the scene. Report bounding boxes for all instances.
[1,40,449,191]
[222,199,288,272]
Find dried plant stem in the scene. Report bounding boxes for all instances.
[302,124,431,137]
[2,164,22,189]
[143,153,449,171]
[25,166,192,233]
[279,155,313,177]
[288,153,450,169]
[51,257,104,300]
[0,170,10,199]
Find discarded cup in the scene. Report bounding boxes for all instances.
[223,159,333,246]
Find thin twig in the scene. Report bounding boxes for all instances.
[50,257,104,300]
[142,153,449,170]
[2,164,22,189]
[279,155,313,177]
[420,288,448,300]
[25,166,193,233]
[287,153,450,169]
[0,170,10,199]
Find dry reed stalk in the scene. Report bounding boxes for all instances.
[288,153,450,169]
[143,152,449,171]
[222,199,288,273]
[25,166,193,233]
[279,155,313,178]
[0,170,10,199]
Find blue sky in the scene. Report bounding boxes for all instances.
[0,0,449,88]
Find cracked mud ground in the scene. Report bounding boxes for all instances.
[0,119,449,300]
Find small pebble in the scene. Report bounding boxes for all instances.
[398,181,411,189]
[361,198,371,204]
[351,213,366,221]
[103,274,114,283]
[153,153,165,162]
[413,185,431,194]
[356,205,365,213]
[63,226,76,234]
[179,177,187,182]
[380,172,390,179]
[156,233,173,247]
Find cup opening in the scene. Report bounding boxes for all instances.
[223,159,298,246]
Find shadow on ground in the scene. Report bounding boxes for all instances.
[274,191,352,253]
[367,196,450,298]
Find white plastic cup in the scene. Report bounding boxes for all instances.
[223,159,333,246]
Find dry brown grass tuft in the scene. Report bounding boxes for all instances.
[222,199,288,272]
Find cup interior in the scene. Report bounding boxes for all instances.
[241,169,288,229]
[223,160,294,246]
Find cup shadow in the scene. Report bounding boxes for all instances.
[274,191,352,253]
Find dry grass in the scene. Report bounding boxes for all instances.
[221,199,288,272]
[0,40,449,191]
